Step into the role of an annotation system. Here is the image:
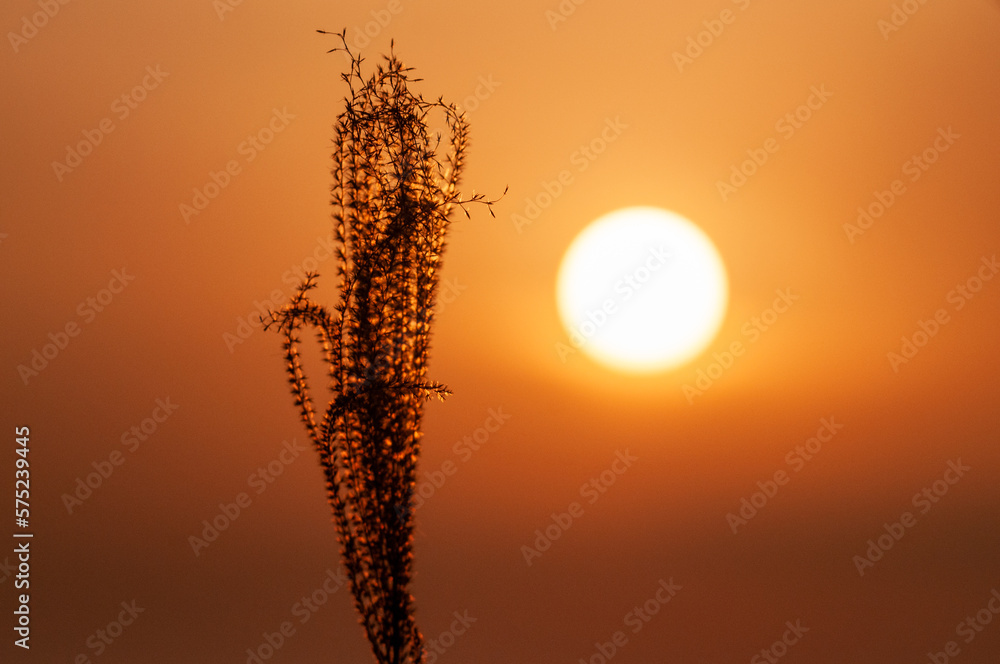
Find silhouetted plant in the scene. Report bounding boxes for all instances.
[263,31,497,664]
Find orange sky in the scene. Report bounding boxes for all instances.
[3,0,1000,662]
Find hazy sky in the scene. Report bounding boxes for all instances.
[3,0,1000,662]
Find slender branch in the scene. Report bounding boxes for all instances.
[264,30,499,664]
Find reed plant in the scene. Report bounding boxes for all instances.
[263,31,497,664]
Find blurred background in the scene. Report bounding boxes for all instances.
[2,0,1000,661]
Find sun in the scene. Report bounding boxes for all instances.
[556,206,728,373]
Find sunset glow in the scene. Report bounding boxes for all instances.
[4,1,999,662]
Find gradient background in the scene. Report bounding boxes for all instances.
[3,0,1000,662]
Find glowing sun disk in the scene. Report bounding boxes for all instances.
[556,207,729,373]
